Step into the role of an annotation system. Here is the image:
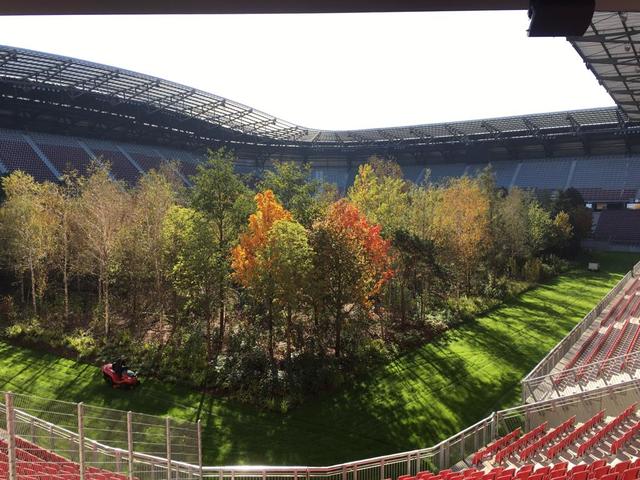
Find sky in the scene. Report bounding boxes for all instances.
[0,12,615,130]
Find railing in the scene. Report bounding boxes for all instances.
[1,391,201,480]
[521,348,640,403]
[6,377,640,480]
[521,265,636,402]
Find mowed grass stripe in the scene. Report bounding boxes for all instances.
[0,252,635,466]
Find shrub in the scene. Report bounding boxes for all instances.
[64,330,97,359]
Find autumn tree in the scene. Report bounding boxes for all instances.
[73,166,129,337]
[429,177,490,294]
[311,199,392,358]
[232,190,293,367]
[42,179,77,320]
[263,219,312,366]
[348,158,410,236]
[0,172,56,314]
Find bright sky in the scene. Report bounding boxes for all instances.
[0,12,615,130]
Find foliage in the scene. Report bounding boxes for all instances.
[0,251,632,466]
[0,150,590,408]
[258,161,323,227]
[348,159,410,236]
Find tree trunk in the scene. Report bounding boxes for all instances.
[205,308,213,363]
[334,303,342,358]
[286,304,292,365]
[104,276,110,338]
[63,249,69,321]
[218,282,225,352]
[29,259,37,315]
[268,298,275,375]
[19,271,24,305]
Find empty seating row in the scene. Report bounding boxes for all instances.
[612,421,640,455]
[593,211,640,246]
[555,278,640,389]
[577,404,637,457]
[544,411,604,460]
[396,459,640,480]
[0,435,129,480]
[495,423,547,464]
[520,416,576,461]
[0,129,204,187]
[472,429,521,465]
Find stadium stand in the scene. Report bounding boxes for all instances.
[29,132,94,178]
[512,159,572,191]
[425,163,467,184]
[551,278,640,388]
[469,405,639,469]
[0,436,129,480]
[0,130,59,183]
[569,158,631,203]
[593,211,640,246]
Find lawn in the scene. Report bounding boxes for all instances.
[0,251,636,467]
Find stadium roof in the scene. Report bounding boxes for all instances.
[571,12,640,121]
[0,0,639,15]
[0,43,639,153]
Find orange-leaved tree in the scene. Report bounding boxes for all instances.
[231,190,293,367]
[311,199,393,358]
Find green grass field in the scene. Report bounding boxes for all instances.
[0,252,636,466]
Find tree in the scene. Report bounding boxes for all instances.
[190,149,252,354]
[391,229,443,324]
[163,205,221,361]
[527,201,553,256]
[74,166,129,337]
[0,172,56,314]
[550,211,574,252]
[258,161,322,227]
[311,199,392,358]
[429,177,490,294]
[232,190,293,367]
[495,188,535,273]
[263,219,312,366]
[119,169,178,322]
[551,188,591,255]
[42,180,76,321]
[348,159,410,236]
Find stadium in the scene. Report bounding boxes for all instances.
[4,6,640,480]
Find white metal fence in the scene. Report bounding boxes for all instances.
[5,378,640,480]
[522,259,640,402]
[522,348,640,402]
[1,391,201,480]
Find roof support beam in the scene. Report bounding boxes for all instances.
[110,79,161,105]
[185,99,226,121]
[0,49,17,68]
[444,124,471,145]
[147,88,196,114]
[68,70,121,98]
[20,60,73,84]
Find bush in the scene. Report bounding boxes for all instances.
[523,258,542,282]
[483,274,508,299]
[5,318,46,341]
[64,330,96,359]
[541,254,569,279]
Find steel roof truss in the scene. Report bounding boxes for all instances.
[147,88,196,114]
[110,79,161,106]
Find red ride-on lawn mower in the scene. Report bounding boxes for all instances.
[101,359,139,388]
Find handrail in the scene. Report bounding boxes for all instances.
[522,269,633,384]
